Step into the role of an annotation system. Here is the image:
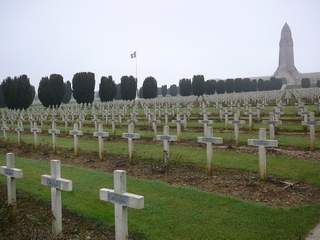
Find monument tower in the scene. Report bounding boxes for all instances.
[274,23,300,85]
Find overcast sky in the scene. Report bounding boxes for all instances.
[0,0,319,89]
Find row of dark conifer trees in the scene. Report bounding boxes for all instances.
[1,72,315,110]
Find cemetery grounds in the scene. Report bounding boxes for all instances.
[1,88,320,240]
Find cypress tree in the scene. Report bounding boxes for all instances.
[120,76,137,100]
[62,81,72,104]
[99,76,116,102]
[142,76,158,99]
[191,75,205,96]
[72,72,95,104]
[301,78,311,88]
[179,78,192,96]
[161,85,167,97]
[169,84,178,96]
[38,74,65,108]
[1,75,35,110]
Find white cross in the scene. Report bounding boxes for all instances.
[302,112,320,151]
[197,127,223,175]
[30,122,41,148]
[156,126,177,165]
[223,109,233,128]
[48,121,60,152]
[172,114,183,137]
[93,123,109,160]
[228,114,245,145]
[0,153,23,217]
[15,121,24,145]
[262,113,282,140]
[1,121,9,140]
[198,113,213,135]
[100,170,144,240]
[41,160,72,236]
[122,123,140,161]
[248,128,278,180]
[69,123,83,156]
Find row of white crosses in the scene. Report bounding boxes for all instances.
[1,153,144,240]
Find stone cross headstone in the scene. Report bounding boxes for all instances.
[15,120,24,145]
[93,123,109,160]
[198,113,213,136]
[228,113,245,145]
[69,123,83,156]
[41,160,72,236]
[248,128,278,180]
[156,126,177,165]
[245,107,256,130]
[30,122,41,149]
[122,123,140,161]
[172,114,182,138]
[48,121,60,152]
[0,153,23,219]
[223,109,233,128]
[100,170,144,240]
[197,127,223,175]
[262,113,282,140]
[302,112,320,151]
[1,121,9,141]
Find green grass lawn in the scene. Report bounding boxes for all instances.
[2,133,320,186]
[1,155,320,240]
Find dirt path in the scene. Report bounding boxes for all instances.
[306,223,320,240]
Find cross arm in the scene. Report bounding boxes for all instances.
[100,188,144,209]
[247,139,278,147]
[41,175,73,191]
[0,166,23,178]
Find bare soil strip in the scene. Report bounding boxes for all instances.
[0,185,115,240]
[1,141,320,207]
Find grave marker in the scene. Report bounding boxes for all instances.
[41,160,72,236]
[122,123,140,160]
[0,153,23,219]
[93,123,109,160]
[69,123,83,156]
[197,127,223,175]
[248,128,278,180]
[100,170,144,240]
[156,126,177,165]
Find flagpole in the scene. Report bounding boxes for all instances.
[135,52,138,98]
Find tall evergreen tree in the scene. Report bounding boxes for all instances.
[191,75,205,96]
[0,85,6,108]
[169,84,178,96]
[120,76,137,100]
[205,80,216,95]
[1,75,35,109]
[38,74,65,108]
[142,76,158,99]
[161,85,167,97]
[317,80,320,88]
[72,72,95,104]
[215,80,225,94]
[225,78,235,93]
[99,76,116,102]
[62,81,72,104]
[179,78,192,96]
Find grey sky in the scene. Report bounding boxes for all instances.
[0,0,319,89]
